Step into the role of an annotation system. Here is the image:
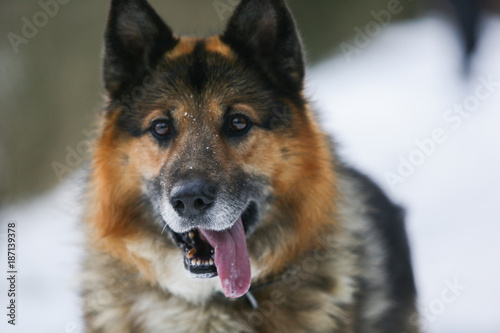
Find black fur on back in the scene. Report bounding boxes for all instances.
[341,165,418,331]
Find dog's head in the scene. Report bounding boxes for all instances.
[91,0,336,300]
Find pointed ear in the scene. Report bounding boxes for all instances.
[104,0,178,99]
[222,0,305,93]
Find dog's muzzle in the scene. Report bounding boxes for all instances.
[169,178,216,219]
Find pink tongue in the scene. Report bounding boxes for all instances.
[198,218,251,298]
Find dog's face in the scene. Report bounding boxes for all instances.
[135,38,292,236]
[93,0,335,299]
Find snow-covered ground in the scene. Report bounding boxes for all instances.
[1,15,500,333]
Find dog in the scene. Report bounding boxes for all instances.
[82,0,419,332]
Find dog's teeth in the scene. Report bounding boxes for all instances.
[188,232,195,239]
[196,259,202,265]
[187,248,197,259]
[191,259,197,266]
[209,258,214,265]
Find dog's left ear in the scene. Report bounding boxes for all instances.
[222,0,305,93]
[104,0,178,99]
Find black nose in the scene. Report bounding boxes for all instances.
[170,179,216,218]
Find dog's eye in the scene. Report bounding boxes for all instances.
[231,117,248,131]
[152,120,171,138]
[226,115,252,136]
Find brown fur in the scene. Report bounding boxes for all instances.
[88,62,338,282]
[83,1,419,332]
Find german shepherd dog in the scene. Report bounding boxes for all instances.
[82,0,419,332]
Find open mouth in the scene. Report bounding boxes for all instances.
[172,228,217,278]
[167,202,258,298]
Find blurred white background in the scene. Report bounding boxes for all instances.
[309,15,500,332]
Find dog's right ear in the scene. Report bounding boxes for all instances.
[104,0,178,99]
